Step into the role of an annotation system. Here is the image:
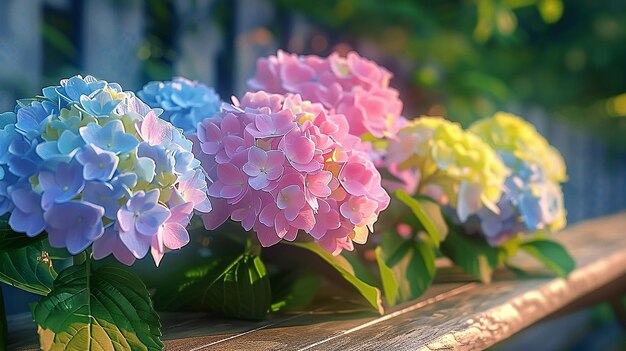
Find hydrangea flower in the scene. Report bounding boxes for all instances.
[466,112,567,245]
[248,50,403,139]
[0,75,210,266]
[197,91,390,255]
[138,77,221,134]
[385,117,508,222]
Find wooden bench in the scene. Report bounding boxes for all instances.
[9,213,626,350]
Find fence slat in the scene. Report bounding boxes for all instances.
[0,0,42,111]
[234,0,277,96]
[82,0,144,90]
[174,0,221,87]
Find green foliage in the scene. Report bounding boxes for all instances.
[274,0,626,148]
[289,242,384,314]
[375,231,436,307]
[270,273,321,313]
[154,251,271,320]
[31,262,163,350]
[0,217,45,252]
[0,241,58,296]
[395,189,448,246]
[0,287,6,351]
[440,226,506,283]
[520,239,575,277]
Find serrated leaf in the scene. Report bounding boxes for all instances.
[0,241,57,295]
[520,239,575,277]
[0,217,45,252]
[32,262,163,350]
[395,189,448,246]
[376,231,436,306]
[288,242,384,314]
[440,227,503,283]
[154,253,271,320]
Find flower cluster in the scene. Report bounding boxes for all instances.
[248,50,404,139]
[0,75,211,265]
[466,112,567,245]
[138,77,221,135]
[385,117,508,222]
[197,91,390,254]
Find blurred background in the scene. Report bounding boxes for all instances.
[1,0,625,349]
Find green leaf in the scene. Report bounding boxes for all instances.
[0,217,45,252]
[376,231,436,306]
[395,189,448,246]
[0,287,7,351]
[440,227,503,283]
[154,253,271,320]
[375,247,398,307]
[0,241,57,295]
[32,262,163,350]
[520,239,575,277]
[270,273,321,313]
[221,254,271,319]
[289,242,384,314]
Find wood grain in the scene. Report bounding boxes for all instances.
[161,213,626,351]
[8,213,626,350]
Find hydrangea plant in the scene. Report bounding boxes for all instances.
[385,116,508,222]
[138,76,221,135]
[248,50,404,139]
[197,91,390,254]
[0,52,576,350]
[466,112,567,245]
[0,75,210,266]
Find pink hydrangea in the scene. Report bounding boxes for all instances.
[248,50,403,139]
[197,91,390,255]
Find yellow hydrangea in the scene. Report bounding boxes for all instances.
[469,112,567,183]
[387,117,507,221]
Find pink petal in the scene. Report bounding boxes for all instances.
[217,163,243,186]
[249,173,270,190]
[292,208,315,232]
[202,198,230,230]
[259,204,278,227]
[248,146,268,166]
[284,133,315,165]
[255,223,282,247]
[163,223,190,250]
[169,202,194,224]
[221,113,241,135]
[220,185,243,199]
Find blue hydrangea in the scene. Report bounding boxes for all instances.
[463,113,567,246]
[1,75,212,266]
[138,77,221,134]
[465,155,565,246]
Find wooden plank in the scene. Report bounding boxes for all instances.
[161,212,626,350]
[163,283,471,351]
[300,213,626,350]
[8,213,626,350]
